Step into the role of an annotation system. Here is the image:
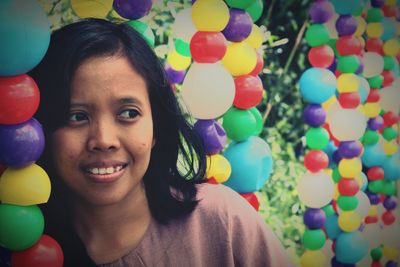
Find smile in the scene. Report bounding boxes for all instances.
[85,165,125,175]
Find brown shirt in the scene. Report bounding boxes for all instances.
[99,183,293,267]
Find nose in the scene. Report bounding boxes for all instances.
[87,119,120,152]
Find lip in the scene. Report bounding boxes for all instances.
[80,160,128,183]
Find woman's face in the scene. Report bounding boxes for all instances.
[51,55,154,206]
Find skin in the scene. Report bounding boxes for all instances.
[51,55,155,263]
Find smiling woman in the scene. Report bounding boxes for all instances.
[29,19,292,266]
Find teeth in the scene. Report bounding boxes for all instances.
[87,165,124,175]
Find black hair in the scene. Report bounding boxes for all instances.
[30,18,206,265]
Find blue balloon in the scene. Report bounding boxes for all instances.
[0,0,50,76]
[335,231,369,264]
[361,143,387,167]
[299,68,336,104]
[323,141,338,168]
[329,0,363,15]
[381,18,397,41]
[223,136,273,193]
[358,81,369,104]
[382,152,400,181]
[325,214,341,240]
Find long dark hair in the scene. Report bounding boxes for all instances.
[30,18,206,265]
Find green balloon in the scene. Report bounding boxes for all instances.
[328,39,340,57]
[370,247,383,260]
[302,229,326,250]
[367,75,383,89]
[383,127,398,141]
[322,204,335,217]
[305,24,330,47]
[249,107,263,136]
[337,55,359,73]
[337,195,358,211]
[382,181,396,196]
[0,204,44,251]
[225,0,256,9]
[368,180,383,194]
[174,38,191,57]
[125,20,155,48]
[305,127,330,150]
[332,168,342,184]
[366,8,384,23]
[245,0,263,22]
[222,107,258,141]
[384,56,395,70]
[362,130,379,145]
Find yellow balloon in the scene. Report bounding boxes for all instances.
[366,22,384,38]
[71,0,113,18]
[300,250,327,267]
[383,140,398,156]
[322,96,337,111]
[337,73,359,93]
[0,164,51,206]
[222,42,257,76]
[368,205,378,216]
[338,211,361,232]
[383,246,399,260]
[383,38,400,57]
[206,154,231,183]
[244,24,263,49]
[355,173,363,188]
[385,0,397,6]
[167,49,191,71]
[191,0,230,31]
[363,102,381,118]
[354,16,366,37]
[338,158,362,178]
[333,184,339,201]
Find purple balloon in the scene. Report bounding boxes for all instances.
[165,64,186,84]
[309,0,334,23]
[385,261,398,267]
[366,191,380,205]
[194,119,227,155]
[113,0,152,20]
[328,58,337,73]
[368,116,384,130]
[0,118,45,167]
[338,141,362,159]
[222,8,252,42]
[383,196,397,210]
[371,0,385,7]
[336,15,357,36]
[331,256,356,267]
[355,58,364,74]
[303,208,326,229]
[332,150,342,165]
[303,104,326,127]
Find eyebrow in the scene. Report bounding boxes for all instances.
[69,96,144,109]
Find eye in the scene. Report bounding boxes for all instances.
[118,109,140,120]
[69,112,88,122]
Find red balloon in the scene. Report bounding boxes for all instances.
[367,167,384,181]
[338,178,359,196]
[338,92,360,108]
[383,111,399,126]
[240,192,260,211]
[382,70,394,87]
[366,89,380,103]
[249,51,264,76]
[365,216,378,224]
[336,36,362,56]
[0,74,40,125]
[308,45,334,68]
[382,5,398,17]
[207,177,218,184]
[382,210,396,225]
[304,150,329,173]
[190,31,227,63]
[322,123,340,147]
[233,75,263,109]
[365,38,384,55]
[371,260,383,267]
[11,235,64,267]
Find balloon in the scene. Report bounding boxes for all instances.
[222,8,252,42]
[308,45,335,68]
[124,20,154,47]
[222,42,257,76]
[358,76,370,104]
[366,38,384,55]
[223,136,273,193]
[305,24,330,47]
[379,79,400,113]
[354,16,366,37]
[337,195,358,211]
[113,0,152,19]
[300,250,327,267]
[337,73,359,93]
[71,0,112,18]
[225,0,256,9]
[302,229,326,250]
[362,223,383,249]
[382,152,400,181]
[233,75,263,109]
[338,211,362,232]
[384,196,398,210]
[383,140,398,156]
[338,92,360,109]
[190,31,226,63]
[338,158,362,178]
[304,208,327,229]
[205,154,231,183]
[222,107,261,141]
[383,246,399,261]
[330,0,364,15]
[366,7,384,22]
[240,192,259,211]
[244,24,263,49]
[328,108,367,141]
[0,204,44,251]
[367,166,384,181]
[0,75,40,125]
[11,235,63,267]
[384,56,396,70]
[335,15,357,36]
[381,17,397,41]
[249,50,264,76]
[193,119,226,155]
[303,104,327,127]
[305,127,330,150]
[336,55,359,73]
[368,180,383,194]
[338,141,363,159]
[0,118,45,168]
[325,214,342,239]
[324,14,339,39]
[338,178,359,196]
[167,49,191,71]
[299,68,337,104]
[363,52,384,78]
[367,116,384,131]
[309,0,334,23]
[164,64,186,84]
[297,171,334,208]
[245,0,263,22]
[191,0,230,31]
[304,150,329,173]
[354,191,370,218]
[180,62,235,119]
[361,143,387,167]
[366,22,384,38]
[172,8,197,43]
[0,0,50,76]
[0,164,51,206]
[336,35,363,55]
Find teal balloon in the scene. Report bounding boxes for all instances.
[361,143,387,167]
[299,68,336,104]
[381,18,396,41]
[335,231,369,264]
[325,214,341,240]
[0,0,50,76]
[323,141,338,169]
[0,204,44,251]
[246,0,263,22]
[382,152,400,181]
[223,136,273,193]
[329,0,364,15]
[359,80,369,104]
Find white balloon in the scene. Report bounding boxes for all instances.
[355,191,370,219]
[172,8,197,43]
[297,171,335,208]
[321,239,334,259]
[324,13,338,39]
[382,223,400,248]
[363,52,384,78]
[362,223,383,249]
[328,107,367,141]
[180,62,235,119]
[379,78,400,113]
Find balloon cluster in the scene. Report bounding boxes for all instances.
[0,0,63,266]
[299,0,399,266]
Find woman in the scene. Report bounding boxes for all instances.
[30,18,292,266]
